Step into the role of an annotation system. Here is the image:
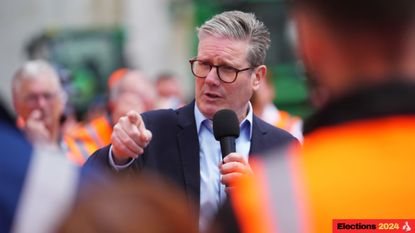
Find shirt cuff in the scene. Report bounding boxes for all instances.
[108,145,135,171]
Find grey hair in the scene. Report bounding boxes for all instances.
[197,10,271,66]
[12,60,66,100]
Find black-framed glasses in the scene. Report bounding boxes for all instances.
[189,59,254,83]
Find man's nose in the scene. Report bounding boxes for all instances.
[204,67,221,86]
[35,95,48,108]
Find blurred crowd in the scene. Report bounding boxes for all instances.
[11,59,301,166]
[11,61,187,165]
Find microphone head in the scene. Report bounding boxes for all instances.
[213,109,240,140]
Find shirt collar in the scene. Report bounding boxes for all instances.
[194,102,253,139]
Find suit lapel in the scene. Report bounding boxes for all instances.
[249,115,267,158]
[176,101,200,211]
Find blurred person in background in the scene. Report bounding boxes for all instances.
[251,77,303,141]
[108,69,156,121]
[0,97,80,233]
[11,60,84,164]
[64,68,156,165]
[12,60,67,147]
[155,72,185,109]
[0,98,33,233]
[56,174,198,233]
[214,0,415,232]
[85,10,297,230]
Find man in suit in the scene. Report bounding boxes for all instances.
[85,10,296,228]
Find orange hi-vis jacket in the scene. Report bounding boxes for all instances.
[230,83,415,233]
[274,110,301,134]
[64,115,112,165]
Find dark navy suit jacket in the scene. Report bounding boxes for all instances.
[85,101,296,213]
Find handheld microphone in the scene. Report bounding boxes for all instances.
[213,109,240,160]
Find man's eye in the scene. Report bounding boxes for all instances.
[199,61,210,66]
[221,66,235,72]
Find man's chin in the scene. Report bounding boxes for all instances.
[200,105,230,120]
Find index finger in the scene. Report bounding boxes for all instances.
[127,111,146,131]
[127,111,151,142]
[127,110,140,125]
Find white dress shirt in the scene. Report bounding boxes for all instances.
[194,104,253,230]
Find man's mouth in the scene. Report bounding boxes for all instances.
[205,92,221,99]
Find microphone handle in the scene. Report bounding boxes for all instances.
[220,136,236,160]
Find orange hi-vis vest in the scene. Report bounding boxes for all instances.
[64,115,112,165]
[232,115,415,233]
[274,110,301,134]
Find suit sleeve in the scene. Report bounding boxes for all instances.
[83,145,114,172]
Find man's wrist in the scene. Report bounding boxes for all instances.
[113,156,131,165]
[108,145,135,171]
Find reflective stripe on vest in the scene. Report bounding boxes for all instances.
[63,135,90,165]
[231,144,309,233]
[84,116,112,148]
[73,116,112,149]
[63,116,112,165]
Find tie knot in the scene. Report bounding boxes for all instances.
[202,119,213,132]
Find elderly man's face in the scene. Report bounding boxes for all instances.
[195,36,261,121]
[13,74,65,131]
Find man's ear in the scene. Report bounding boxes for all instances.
[252,65,266,91]
[295,11,336,79]
[295,13,320,75]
